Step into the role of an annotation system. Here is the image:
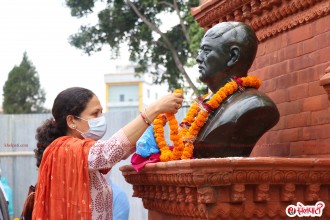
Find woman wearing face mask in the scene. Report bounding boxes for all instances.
[32,87,183,220]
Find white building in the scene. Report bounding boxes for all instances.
[104,64,169,112]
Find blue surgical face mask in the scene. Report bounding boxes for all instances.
[75,115,107,140]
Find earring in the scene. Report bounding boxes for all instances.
[72,125,76,129]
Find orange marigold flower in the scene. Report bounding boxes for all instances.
[160,152,172,162]
[153,119,163,125]
[169,125,178,131]
[153,80,261,162]
[170,131,178,136]
[158,141,167,147]
[189,129,199,136]
[190,122,199,130]
[241,77,248,87]
[181,155,190,160]
[185,117,195,123]
[212,94,222,103]
[224,84,235,94]
[195,119,205,128]
[191,103,199,108]
[153,124,162,129]
[207,99,220,109]
[199,110,209,118]
[186,112,194,117]
[171,135,180,141]
[156,137,165,143]
[154,127,164,133]
[183,147,193,154]
[197,115,208,123]
[217,90,227,99]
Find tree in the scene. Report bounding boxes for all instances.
[3,52,47,114]
[65,0,205,95]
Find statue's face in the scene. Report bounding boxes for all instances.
[196,34,229,84]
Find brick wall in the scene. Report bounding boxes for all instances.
[250,15,330,158]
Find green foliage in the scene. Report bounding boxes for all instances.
[66,0,95,17]
[2,52,47,114]
[186,15,205,67]
[66,0,205,92]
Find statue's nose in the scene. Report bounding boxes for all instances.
[196,52,203,64]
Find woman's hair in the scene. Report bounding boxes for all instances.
[34,87,95,167]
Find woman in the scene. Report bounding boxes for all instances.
[32,87,183,220]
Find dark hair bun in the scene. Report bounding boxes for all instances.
[34,118,64,167]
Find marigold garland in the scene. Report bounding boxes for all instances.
[153,76,261,162]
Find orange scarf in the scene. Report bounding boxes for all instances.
[32,136,95,220]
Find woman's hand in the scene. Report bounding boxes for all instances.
[121,92,184,146]
[148,93,184,115]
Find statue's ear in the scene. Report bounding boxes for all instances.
[227,46,240,67]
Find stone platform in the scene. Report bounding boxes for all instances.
[120,157,330,219]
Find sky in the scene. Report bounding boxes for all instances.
[0,0,130,110]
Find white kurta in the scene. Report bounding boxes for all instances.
[88,130,133,220]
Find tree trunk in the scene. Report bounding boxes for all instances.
[126,0,199,95]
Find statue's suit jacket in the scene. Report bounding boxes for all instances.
[194,88,280,158]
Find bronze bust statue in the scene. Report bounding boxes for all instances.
[193,22,279,158]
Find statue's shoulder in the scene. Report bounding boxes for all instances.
[199,88,279,139]
[221,88,279,117]
[194,88,280,158]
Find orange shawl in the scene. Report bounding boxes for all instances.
[32,136,95,220]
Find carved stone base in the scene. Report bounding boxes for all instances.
[120,157,330,219]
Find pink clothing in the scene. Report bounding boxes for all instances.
[131,153,160,172]
[88,130,133,220]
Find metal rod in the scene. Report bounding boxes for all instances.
[0,152,34,157]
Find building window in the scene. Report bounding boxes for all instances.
[119,94,125,102]
[109,84,139,103]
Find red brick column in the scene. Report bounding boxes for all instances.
[249,16,330,158]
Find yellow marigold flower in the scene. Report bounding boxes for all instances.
[173,89,183,95]
[160,152,172,162]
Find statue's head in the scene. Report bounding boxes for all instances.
[196,22,258,92]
